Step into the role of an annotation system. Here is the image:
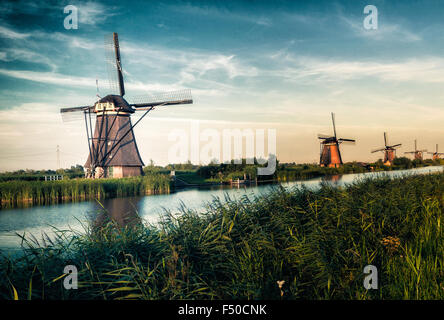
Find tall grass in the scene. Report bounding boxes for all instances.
[0,172,442,299]
[0,174,171,208]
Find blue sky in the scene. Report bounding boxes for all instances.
[2,0,444,170]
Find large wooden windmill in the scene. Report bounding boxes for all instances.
[318,113,355,168]
[371,132,401,166]
[404,140,427,161]
[60,33,193,178]
[427,144,444,160]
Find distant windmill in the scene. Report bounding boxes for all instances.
[427,144,444,160]
[371,132,401,166]
[404,140,427,161]
[60,33,193,178]
[318,113,356,168]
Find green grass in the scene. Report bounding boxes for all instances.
[175,170,214,185]
[277,158,444,182]
[0,173,172,208]
[0,172,443,299]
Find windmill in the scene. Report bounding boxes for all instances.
[404,140,427,161]
[318,113,355,168]
[60,33,193,178]
[371,132,401,166]
[427,144,444,160]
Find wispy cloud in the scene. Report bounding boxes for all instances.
[268,54,444,84]
[0,25,30,39]
[0,69,94,87]
[0,48,57,71]
[119,41,258,94]
[76,1,119,26]
[169,3,272,27]
[340,15,421,42]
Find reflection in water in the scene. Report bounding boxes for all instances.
[321,174,342,183]
[91,197,142,229]
[0,165,443,251]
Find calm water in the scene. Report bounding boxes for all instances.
[0,166,442,252]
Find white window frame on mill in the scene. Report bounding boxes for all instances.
[95,102,115,112]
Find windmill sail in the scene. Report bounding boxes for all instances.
[105,33,123,96]
[129,89,193,109]
[113,33,125,97]
[60,105,95,122]
[331,113,337,138]
[371,147,386,153]
[338,138,356,144]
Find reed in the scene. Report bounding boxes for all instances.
[0,172,442,300]
[0,173,171,208]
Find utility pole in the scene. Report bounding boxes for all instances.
[57,145,60,169]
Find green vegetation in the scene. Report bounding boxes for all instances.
[2,157,442,208]
[1,172,442,300]
[0,174,171,208]
[277,157,444,182]
[0,165,85,182]
[174,170,212,185]
[276,162,367,181]
[196,160,268,182]
[194,157,444,183]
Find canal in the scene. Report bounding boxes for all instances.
[0,166,442,252]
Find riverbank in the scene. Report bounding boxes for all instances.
[1,171,442,300]
[179,158,444,184]
[0,174,171,209]
[2,159,442,209]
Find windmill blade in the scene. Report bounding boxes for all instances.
[404,151,415,154]
[371,147,385,153]
[331,112,337,138]
[129,89,193,109]
[338,138,355,144]
[384,132,388,147]
[317,133,333,139]
[61,111,96,123]
[60,105,94,122]
[105,33,120,95]
[388,143,402,148]
[60,105,94,113]
[113,32,125,97]
[339,140,356,145]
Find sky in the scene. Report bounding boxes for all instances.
[1,0,444,171]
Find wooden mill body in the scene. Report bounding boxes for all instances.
[84,96,144,178]
[414,151,423,161]
[320,142,342,168]
[384,149,396,166]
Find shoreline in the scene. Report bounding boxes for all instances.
[1,171,442,299]
[1,164,442,210]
